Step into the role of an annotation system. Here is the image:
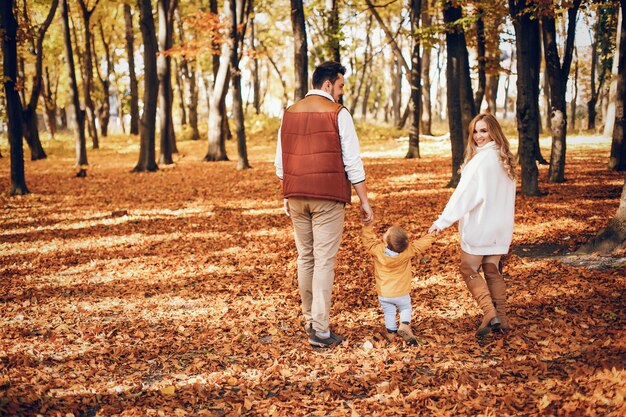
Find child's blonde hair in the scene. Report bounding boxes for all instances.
[461,113,517,180]
[387,226,409,253]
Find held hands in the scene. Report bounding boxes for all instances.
[361,202,374,225]
[428,224,441,235]
[283,198,291,217]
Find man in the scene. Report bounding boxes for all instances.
[275,61,374,348]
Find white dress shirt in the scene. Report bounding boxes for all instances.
[274,90,366,184]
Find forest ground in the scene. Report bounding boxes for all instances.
[1,120,625,416]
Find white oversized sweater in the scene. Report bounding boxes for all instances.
[433,142,516,255]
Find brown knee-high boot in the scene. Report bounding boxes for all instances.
[482,262,512,331]
[461,264,500,336]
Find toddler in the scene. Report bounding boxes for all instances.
[362,224,435,344]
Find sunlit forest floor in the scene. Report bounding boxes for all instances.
[1,119,625,416]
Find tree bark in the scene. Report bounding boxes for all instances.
[604,7,622,137]
[421,0,432,136]
[175,59,187,125]
[291,0,308,101]
[609,0,626,171]
[511,0,541,196]
[1,0,29,194]
[124,4,140,135]
[20,0,58,161]
[62,0,88,177]
[443,0,468,187]
[77,0,100,149]
[175,9,200,140]
[40,66,58,139]
[230,0,251,170]
[542,0,581,183]
[406,0,422,159]
[250,0,261,115]
[95,24,112,137]
[474,9,486,112]
[134,0,159,172]
[157,0,178,165]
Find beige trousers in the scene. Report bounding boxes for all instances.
[289,197,345,334]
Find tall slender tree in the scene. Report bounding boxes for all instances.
[229,0,252,170]
[134,0,159,172]
[1,0,29,194]
[510,0,541,196]
[205,0,231,162]
[20,0,58,161]
[542,0,582,183]
[124,3,140,135]
[157,0,178,165]
[291,0,308,101]
[442,0,476,186]
[76,0,101,149]
[94,23,112,137]
[609,0,626,171]
[61,0,88,177]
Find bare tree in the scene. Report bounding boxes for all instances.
[134,0,159,172]
[62,0,88,177]
[1,0,29,194]
[291,0,308,101]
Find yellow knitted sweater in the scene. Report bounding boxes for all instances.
[361,225,435,298]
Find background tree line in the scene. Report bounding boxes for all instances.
[1,0,625,249]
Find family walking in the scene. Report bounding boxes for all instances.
[275,61,517,348]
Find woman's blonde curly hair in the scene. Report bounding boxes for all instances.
[460,113,517,180]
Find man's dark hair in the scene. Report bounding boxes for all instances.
[312,61,346,89]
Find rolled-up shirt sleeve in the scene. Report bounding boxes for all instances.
[338,108,366,184]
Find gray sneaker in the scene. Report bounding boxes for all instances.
[309,331,344,348]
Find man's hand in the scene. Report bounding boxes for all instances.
[428,224,441,235]
[361,202,373,225]
[283,198,291,217]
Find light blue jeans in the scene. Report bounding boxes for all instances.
[378,294,412,331]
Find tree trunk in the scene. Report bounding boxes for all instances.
[157,0,178,165]
[134,0,159,173]
[96,24,112,137]
[175,8,199,140]
[262,40,289,108]
[485,73,498,115]
[77,0,99,149]
[406,0,422,159]
[604,7,622,137]
[543,1,581,183]
[40,66,58,139]
[62,0,87,177]
[21,0,58,161]
[577,178,626,253]
[325,0,340,62]
[510,0,541,196]
[474,10,486,112]
[609,0,626,171]
[230,0,251,170]
[250,1,261,115]
[1,0,29,194]
[125,4,140,135]
[205,2,231,163]
[570,48,578,132]
[421,0,432,136]
[291,0,308,101]
[392,58,402,126]
[175,59,187,126]
[443,0,469,187]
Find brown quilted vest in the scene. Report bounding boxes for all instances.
[280,95,351,203]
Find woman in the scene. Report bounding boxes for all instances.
[429,113,517,336]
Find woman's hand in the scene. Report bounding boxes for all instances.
[428,224,441,235]
[283,198,291,217]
